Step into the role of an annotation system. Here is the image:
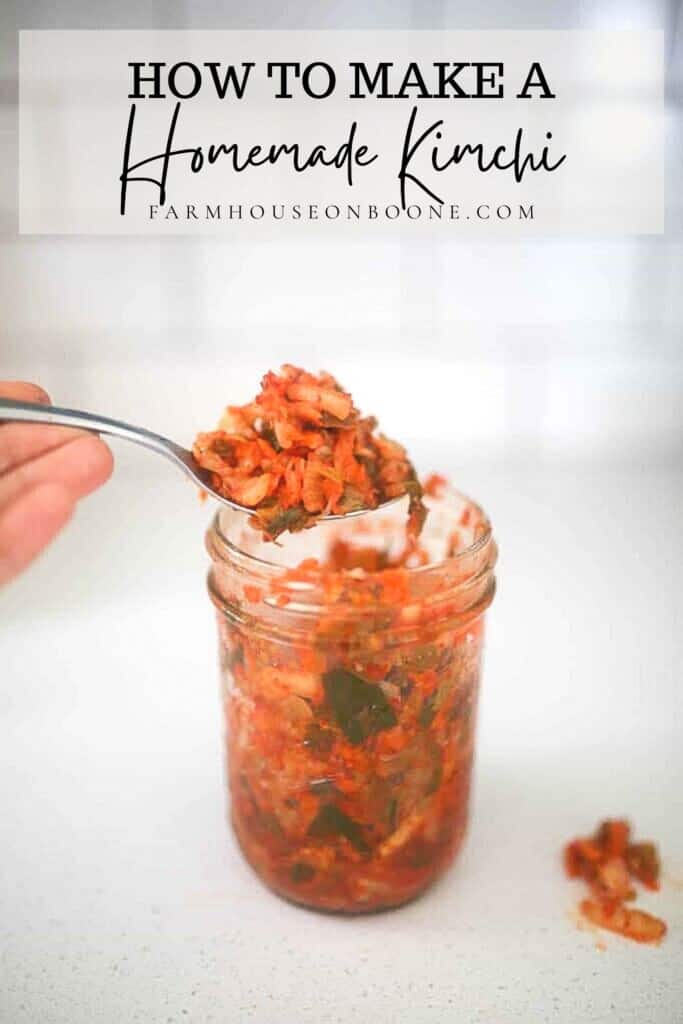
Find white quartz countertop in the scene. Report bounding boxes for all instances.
[1,459,681,1024]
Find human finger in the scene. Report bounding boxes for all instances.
[0,422,92,476]
[0,381,51,404]
[0,434,114,510]
[0,481,75,586]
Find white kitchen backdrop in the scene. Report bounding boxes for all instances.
[1,0,681,474]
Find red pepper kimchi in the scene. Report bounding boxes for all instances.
[207,482,497,912]
[564,819,666,944]
[193,365,426,540]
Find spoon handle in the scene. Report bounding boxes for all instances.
[0,398,190,463]
[0,399,402,521]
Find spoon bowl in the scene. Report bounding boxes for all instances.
[0,398,401,521]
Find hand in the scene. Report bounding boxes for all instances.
[0,382,113,586]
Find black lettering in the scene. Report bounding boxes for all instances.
[517,62,556,99]
[267,62,301,98]
[128,62,166,99]
[433,62,470,98]
[476,63,504,98]
[396,62,431,99]
[203,62,254,99]
[349,62,394,98]
[168,62,202,99]
[302,62,336,99]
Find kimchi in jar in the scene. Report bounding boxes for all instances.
[206,486,496,912]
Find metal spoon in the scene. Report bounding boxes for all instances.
[0,398,399,521]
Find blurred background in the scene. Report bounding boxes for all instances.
[1,4,682,1024]
[1,0,682,471]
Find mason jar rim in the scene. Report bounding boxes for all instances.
[205,487,497,648]
[208,486,494,581]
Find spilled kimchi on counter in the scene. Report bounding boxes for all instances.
[201,366,498,911]
[564,819,667,944]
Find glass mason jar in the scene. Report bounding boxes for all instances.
[205,488,496,913]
